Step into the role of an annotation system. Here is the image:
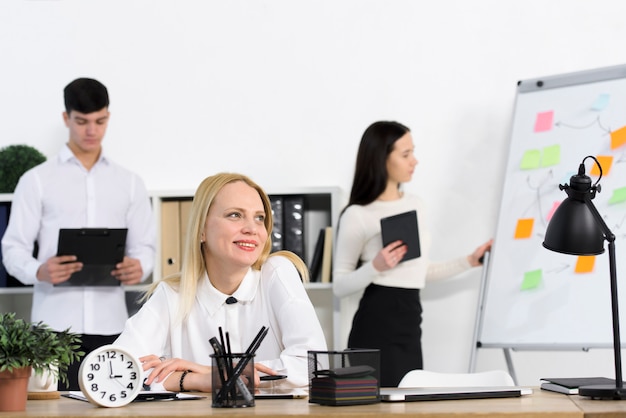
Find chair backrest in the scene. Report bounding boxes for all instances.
[398,369,515,388]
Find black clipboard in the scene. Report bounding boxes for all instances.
[55,228,127,286]
[380,210,421,262]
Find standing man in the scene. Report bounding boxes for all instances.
[1,78,156,390]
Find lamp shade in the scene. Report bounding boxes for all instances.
[542,194,605,256]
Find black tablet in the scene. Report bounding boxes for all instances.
[55,228,128,286]
[380,210,421,262]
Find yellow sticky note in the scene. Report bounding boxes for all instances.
[514,218,534,239]
[609,187,626,204]
[541,144,561,167]
[521,269,542,290]
[575,256,595,273]
[611,126,626,150]
[590,155,613,176]
[520,150,541,170]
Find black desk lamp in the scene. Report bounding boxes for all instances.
[543,155,624,399]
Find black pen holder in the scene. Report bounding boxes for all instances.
[210,353,255,408]
[308,349,381,406]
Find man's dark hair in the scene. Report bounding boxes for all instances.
[63,78,109,114]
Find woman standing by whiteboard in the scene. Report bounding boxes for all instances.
[333,121,491,387]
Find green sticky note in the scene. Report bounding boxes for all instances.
[520,150,541,170]
[608,187,626,204]
[521,269,542,290]
[541,144,561,167]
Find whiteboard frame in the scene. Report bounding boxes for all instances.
[471,64,626,374]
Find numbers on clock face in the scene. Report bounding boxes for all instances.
[82,348,141,406]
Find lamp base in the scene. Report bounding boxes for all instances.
[578,385,626,400]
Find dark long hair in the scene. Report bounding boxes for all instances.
[345,121,410,210]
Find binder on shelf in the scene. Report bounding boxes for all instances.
[161,197,194,278]
[283,196,305,260]
[270,196,284,253]
[0,203,9,287]
[160,200,182,278]
[308,229,326,282]
[320,227,333,283]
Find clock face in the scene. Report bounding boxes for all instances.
[78,344,143,408]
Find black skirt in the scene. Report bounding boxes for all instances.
[348,284,423,387]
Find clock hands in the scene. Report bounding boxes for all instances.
[108,360,123,379]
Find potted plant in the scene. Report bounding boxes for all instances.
[0,312,83,411]
[0,144,46,193]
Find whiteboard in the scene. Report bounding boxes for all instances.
[478,64,626,349]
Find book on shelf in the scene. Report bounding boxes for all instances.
[540,377,619,395]
[320,226,333,283]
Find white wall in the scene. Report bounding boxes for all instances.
[2,0,626,386]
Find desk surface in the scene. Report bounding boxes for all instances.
[570,395,626,418]
[0,389,590,418]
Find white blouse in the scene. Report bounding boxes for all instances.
[333,194,470,298]
[115,255,327,390]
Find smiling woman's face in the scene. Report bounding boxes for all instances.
[201,181,269,271]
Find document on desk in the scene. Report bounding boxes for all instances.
[379,386,533,402]
[64,391,205,402]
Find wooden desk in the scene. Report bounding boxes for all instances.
[570,395,626,418]
[0,389,584,418]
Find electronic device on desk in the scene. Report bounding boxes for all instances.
[255,388,307,399]
[56,228,127,286]
[540,377,621,395]
[379,386,533,402]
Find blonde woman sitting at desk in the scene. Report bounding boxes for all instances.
[115,172,327,392]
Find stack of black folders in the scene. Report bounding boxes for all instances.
[310,365,379,406]
[209,326,268,406]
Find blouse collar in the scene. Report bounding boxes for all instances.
[197,268,260,317]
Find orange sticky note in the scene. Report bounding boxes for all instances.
[590,155,613,176]
[611,126,626,150]
[534,111,554,133]
[514,218,534,239]
[575,255,595,273]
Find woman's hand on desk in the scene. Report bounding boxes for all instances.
[254,362,283,387]
[141,355,211,392]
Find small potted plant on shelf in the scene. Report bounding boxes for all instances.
[0,312,83,411]
[0,144,46,193]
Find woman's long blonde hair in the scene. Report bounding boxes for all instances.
[143,172,308,320]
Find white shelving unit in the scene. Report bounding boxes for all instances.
[0,187,343,349]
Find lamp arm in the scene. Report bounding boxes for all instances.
[584,196,622,389]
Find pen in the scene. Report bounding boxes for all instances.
[260,374,288,381]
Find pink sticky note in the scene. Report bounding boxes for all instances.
[534,111,554,133]
[546,201,560,222]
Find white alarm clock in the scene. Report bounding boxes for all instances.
[78,344,143,407]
